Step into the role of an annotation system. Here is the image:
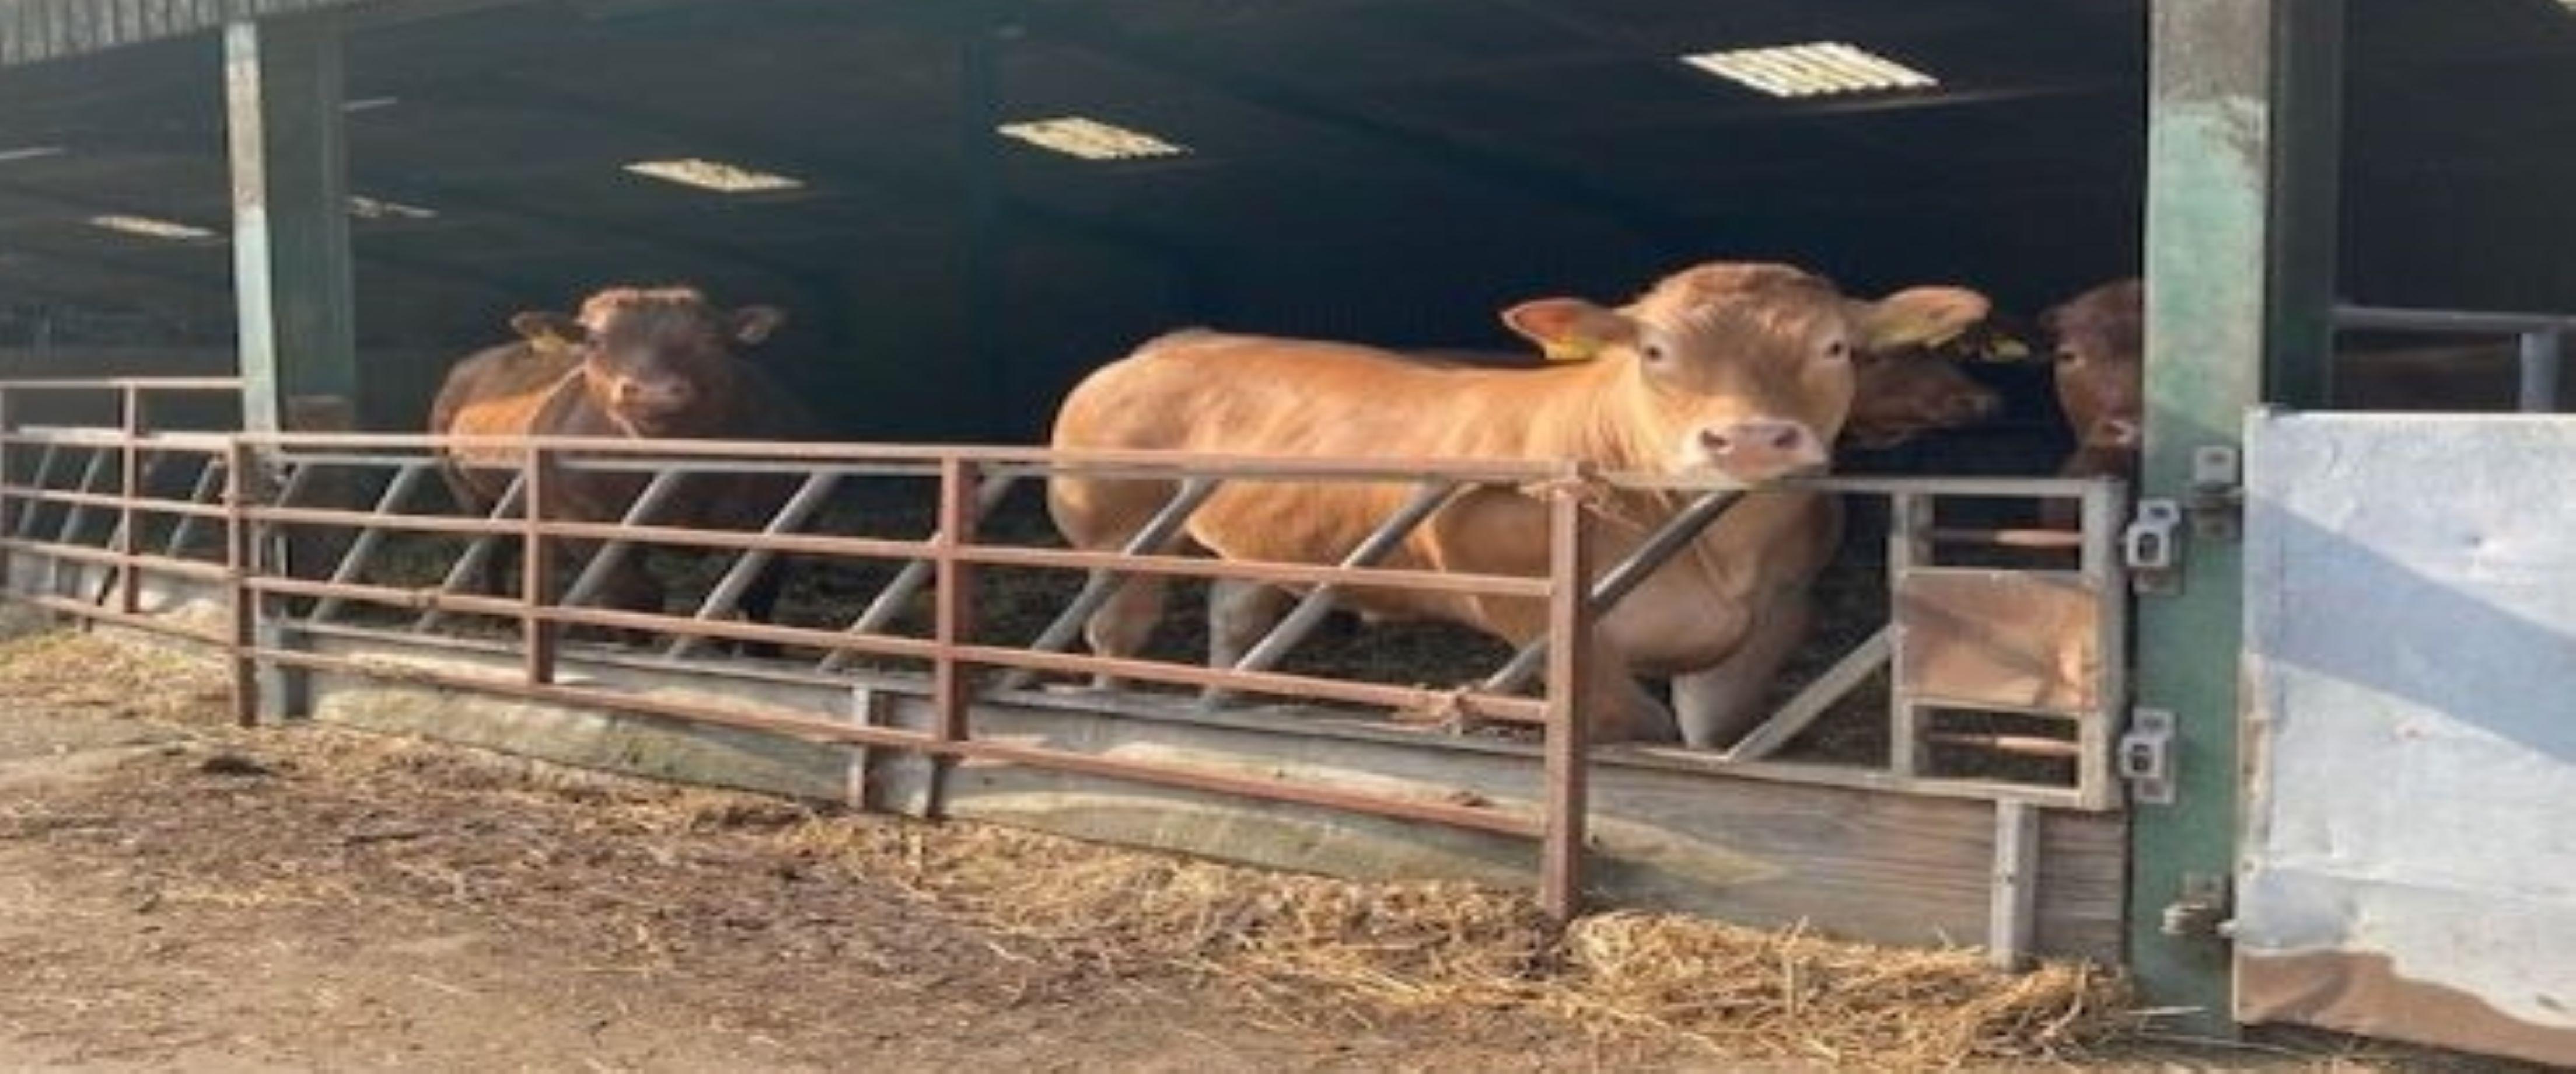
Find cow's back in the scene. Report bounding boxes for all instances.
[432,342,583,440]
[1053,332,1574,461]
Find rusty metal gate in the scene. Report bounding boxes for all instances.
[0,377,2131,957]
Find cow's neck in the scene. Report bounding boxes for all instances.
[1494,357,1670,473]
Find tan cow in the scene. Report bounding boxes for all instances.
[1416,329,2009,453]
[1047,262,1993,745]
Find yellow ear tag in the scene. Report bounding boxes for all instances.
[1985,337,2032,361]
[1541,337,1603,363]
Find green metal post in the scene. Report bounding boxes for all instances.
[226,15,356,435]
[2133,0,2343,1033]
[227,15,355,722]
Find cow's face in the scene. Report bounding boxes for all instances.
[1504,265,1991,482]
[512,288,784,437]
[1841,347,2004,451]
[2042,279,2144,452]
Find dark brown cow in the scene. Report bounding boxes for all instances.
[2039,278,2145,487]
[2042,276,2572,495]
[430,287,809,647]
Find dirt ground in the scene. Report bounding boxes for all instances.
[0,628,2540,1073]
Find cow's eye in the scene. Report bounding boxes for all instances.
[1823,340,1851,361]
[1640,342,1669,363]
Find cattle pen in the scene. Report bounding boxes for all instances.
[7,0,2576,1067]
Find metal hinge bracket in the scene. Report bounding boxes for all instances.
[2162,871,2235,940]
[2119,706,2177,806]
[2123,500,2183,594]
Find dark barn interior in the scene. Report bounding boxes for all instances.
[2,0,2575,449]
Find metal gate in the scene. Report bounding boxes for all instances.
[2237,410,2576,1065]
[0,376,2133,960]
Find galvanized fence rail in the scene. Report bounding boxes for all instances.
[0,377,2133,922]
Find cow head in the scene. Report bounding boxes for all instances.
[511,287,785,437]
[1840,333,2008,451]
[2041,278,2145,456]
[1502,263,1994,482]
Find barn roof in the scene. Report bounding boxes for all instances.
[0,0,400,67]
[5,0,2576,351]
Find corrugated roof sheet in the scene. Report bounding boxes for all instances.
[0,0,388,67]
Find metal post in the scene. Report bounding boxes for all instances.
[523,445,556,686]
[1988,800,2041,971]
[224,440,258,727]
[1205,480,1457,702]
[0,388,11,593]
[1483,489,1738,695]
[1538,468,1594,922]
[226,16,356,438]
[928,457,981,818]
[2519,330,2560,413]
[114,385,142,614]
[1886,492,1930,778]
[2078,478,2130,811]
[2262,1,2344,411]
[2135,0,2344,1032]
[817,474,1018,673]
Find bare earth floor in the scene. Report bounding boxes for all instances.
[0,629,2539,1073]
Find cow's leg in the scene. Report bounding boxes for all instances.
[1669,591,1812,749]
[1083,574,1169,690]
[1588,650,1680,744]
[1207,579,1289,670]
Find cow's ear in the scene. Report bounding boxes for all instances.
[1502,298,1635,363]
[511,311,586,348]
[1856,287,1991,351]
[730,305,787,346]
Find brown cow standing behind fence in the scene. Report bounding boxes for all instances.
[429,286,811,650]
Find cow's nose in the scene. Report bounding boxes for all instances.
[617,379,693,410]
[1697,419,1827,480]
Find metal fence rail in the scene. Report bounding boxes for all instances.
[0,376,2134,920]
[2333,302,2572,412]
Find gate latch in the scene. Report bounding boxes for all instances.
[2119,707,2177,806]
[2123,500,2183,595]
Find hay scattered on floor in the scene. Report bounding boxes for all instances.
[0,627,232,723]
[13,628,2139,1068]
[773,818,2137,1068]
